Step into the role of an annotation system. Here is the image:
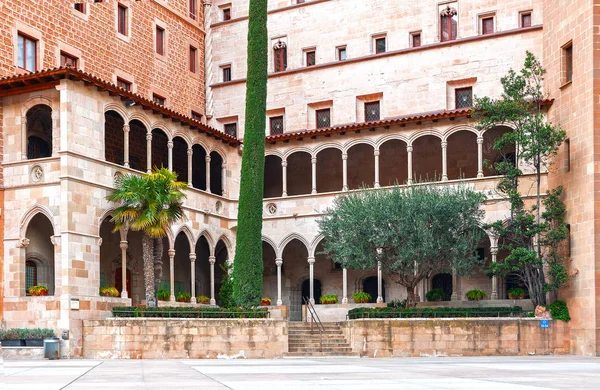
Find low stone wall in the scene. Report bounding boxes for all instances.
[2,346,44,360]
[417,299,535,311]
[82,318,288,359]
[312,303,383,322]
[341,318,570,357]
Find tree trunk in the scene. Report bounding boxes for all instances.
[536,157,541,259]
[142,233,156,307]
[154,238,164,299]
[406,286,417,308]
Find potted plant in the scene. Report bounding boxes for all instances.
[425,288,446,302]
[23,328,55,347]
[157,289,170,301]
[28,285,48,296]
[352,292,372,303]
[99,286,119,297]
[508,287,526,299]
[465,289,487,301]
[319,294,338,304]
[176,292,191,303]
[197,295,211,304]
[260,297,272,306]
[0,329,25,347]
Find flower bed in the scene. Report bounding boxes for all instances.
[347,306,527,319]
[111,306,270,319]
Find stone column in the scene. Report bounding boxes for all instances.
[342,267,348,304]
[146,132,152,173]
[167,140,173,171]
[407,145,413,184]
[441,141,448,181]
[123,124,130,168]
[168,248,175,302]
[120,240,129,298]
[491,246,499,300]
[221,162,227,197]
[342,153,349,191]
[377,261,383,303]
[189,253,197,303]
[276,258,283,305]
[187,148,193,186]
[311,157,317,194]
[209,255,216,305]
[451,269,459,301]
[374,150,380,188]
[21,117,28,159]
[477,136,484,178]
[308,256,315,304]
[205,155,211,193]
[282,160,288,197]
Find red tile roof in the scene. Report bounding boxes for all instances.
[0,66,240,146]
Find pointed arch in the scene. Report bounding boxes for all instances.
[309,234,324,257]
[278,233,311,258]
[215,234,233,256]
[262,235,278,255]
[196,230,215,256]
[20,204,56,238]
[173,224,195,252]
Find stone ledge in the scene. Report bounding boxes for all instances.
[2,346,44,360]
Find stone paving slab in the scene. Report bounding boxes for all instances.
[3,356,600,389]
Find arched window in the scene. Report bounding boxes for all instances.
[440,6,458,42]
[273,40,287,72]
[26,104,52,159]
[25,260,37,293]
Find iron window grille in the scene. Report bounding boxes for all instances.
[270,116,284,135]
[60,52,78,68]
[455,87,473,109]
[316,109,331,129]
[440,6,458,42]
[365,101,381,122]
[224,123,237,138]
[153,94,166,106]
[116,77,131,91]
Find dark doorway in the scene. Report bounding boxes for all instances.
[115,267,131,296]
[431,273,452,301]
[301,279,322,303]
[363,276,385,303]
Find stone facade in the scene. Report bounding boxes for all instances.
[0,0,598,357]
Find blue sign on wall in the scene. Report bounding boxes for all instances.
[540,319,550,328]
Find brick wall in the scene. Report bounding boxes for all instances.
[0,0,205,116]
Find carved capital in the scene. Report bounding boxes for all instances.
[167,141,173,149]
[406,146,413,153]
[342,153,348,160]
[208,255,216,265]
[490,246,499,256]
[16,237,30,248]
[123,124,130,133]
[189,253,197,262]
[146,133,152,141]
[50,235,60,246]
[281,160,288,168]
[374,150,380,157]
[168,249,176,257]
[311,157,317,164]
[275,258,283,267]
[477,136,484,144]
[307,256,315,265]
[119,240,129,250]
[187,148,193,156]
[205,155,211,163]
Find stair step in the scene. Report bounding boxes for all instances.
[283,352,360,357]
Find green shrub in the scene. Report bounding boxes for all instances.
[508,287,526,299]
[176,292,191,303]
[28,285,49,296]
[347,306,526,319]
[319,294,338,304]
[196,295,211,304]
[219,261,234,308]
[425,288,446,302]
[352,292,371,303]
[111,306,269,319]
[387,299,407,309]
[547,300,570,321]
[465,289,487,301]
[0,329,21,340]
[157,289,170,301]
[0,328,54,340]
[100,286,120,297]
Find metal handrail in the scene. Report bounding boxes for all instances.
[303,296,325,352]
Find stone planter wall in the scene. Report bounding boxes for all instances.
[2,346,44,360]
[82,318,288,359]
[341,318,571,357]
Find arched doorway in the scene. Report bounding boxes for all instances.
[363,276,384,303]
[431,273,452,301]
[26,104,53,159]
[301,279,322,303]
[25,213,55,295]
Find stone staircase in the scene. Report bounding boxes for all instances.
[285,322,359,357]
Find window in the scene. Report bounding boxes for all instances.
[375,37,386,54]
[74,3,85,13]
[223,8,231,21]
[156,26,165,55]
[316,109,331,129]
[305,50,316,66]
[411,33,421,48]
[364,101,380,122]
[273,40,287,72]
[521,12,532,28]
[153,94,166,106]
[337,46,347,61]
[117,4,128,35]
[564,43,573,84]
[222,65,231,82]
[17,33,37,72]
[28,136,51,159]
[60,52,78,68]
[440,6,458,42]
[26,261,37,293]
[270,116,284,135]
[455,87,473,109]
[190,46,197,73]
[224,123,237,137]
[117,77,131,91]
[191,111,202,122]
[482,16,494,35]
[297,0,306,3]
[189,0,198,20]
[565,138,570,172]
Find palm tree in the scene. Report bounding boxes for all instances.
[107,167,187,306]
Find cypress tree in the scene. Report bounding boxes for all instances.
[232,0,268,307]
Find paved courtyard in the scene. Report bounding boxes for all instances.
[2,356,599,389]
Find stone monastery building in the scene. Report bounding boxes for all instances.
[0,0,599,357]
